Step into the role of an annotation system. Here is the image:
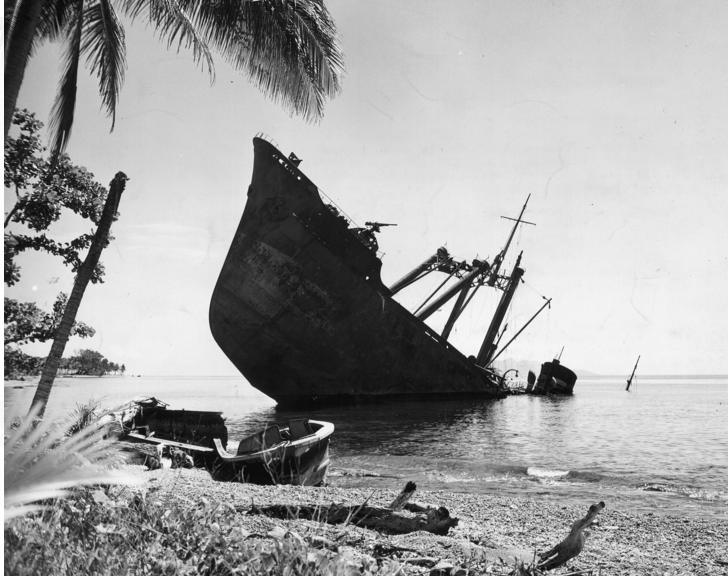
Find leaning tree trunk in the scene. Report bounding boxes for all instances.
[30,172,129,418]
[4,0,46,141]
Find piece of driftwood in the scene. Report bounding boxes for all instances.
[388,480,417,511]
[537,501,605,571]
[251,481,459,536]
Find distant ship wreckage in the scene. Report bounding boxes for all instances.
[210,134,570,406]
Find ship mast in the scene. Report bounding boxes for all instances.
[476,251,524,365]
[487,194,534,286]
[474,196,535,365]
[626,355,640,391]
[389,196,536,354]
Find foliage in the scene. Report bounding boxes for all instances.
[4,295,95,346]
[64,348,122,376]
[4,109,110,286]
[3,346,123,380]
[4,489,404,576]
[3,346,45,379]
[4,293,96,379]
[4,402,141,521]
[28,170,128,417]
[6,0,345,157]
[65,398,103,436]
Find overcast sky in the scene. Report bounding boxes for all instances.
[6,0,727,376]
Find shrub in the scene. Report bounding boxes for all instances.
[5,489,404,576]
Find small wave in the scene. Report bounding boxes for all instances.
[641,483,673,493]
[328,467,382,478]
[526,467,569,479]
[424,469,481,483]
[564,470,605,483]
[640,483,728,502]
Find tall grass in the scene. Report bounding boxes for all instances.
[4,401,405,575]
[5,488,406,575]
[4,401,140,520]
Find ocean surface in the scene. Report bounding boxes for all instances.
[5,375,727,521]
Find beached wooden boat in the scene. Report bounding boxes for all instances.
[113,397,227,463]
[212,419,334,486]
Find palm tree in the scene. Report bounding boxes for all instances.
[4,0,345,153]
[29,171,128,417]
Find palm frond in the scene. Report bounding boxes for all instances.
[4,402,142,521]
[167,0,344,121]
[33,0,75,47]
[286,0,343,95]
[118,0,214,78]
[81,0,127,131]
[65,397,102,435]
[48,0,84,160]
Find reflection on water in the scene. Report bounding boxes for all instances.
[222,379,728,519]
[5,375,727,519]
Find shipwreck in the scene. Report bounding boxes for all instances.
[210,135,549,406]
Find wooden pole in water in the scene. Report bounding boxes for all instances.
[626,355,640,391]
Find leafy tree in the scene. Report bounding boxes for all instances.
[52,349,121,376]
[4,294,95,346]
[5,110,109,286]
[68,349,107,376]
[4,111,105,385]
[3,293,96,379]
[3,110,127,413]
[3,346,44,379]
[4,0,345,156]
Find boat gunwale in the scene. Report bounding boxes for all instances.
[213,420,334,463]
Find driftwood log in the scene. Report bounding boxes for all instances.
[250,482,459,536]
[537,501,606,571]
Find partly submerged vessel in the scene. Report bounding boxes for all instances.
[210,135,548,406]
[526,358,578,395]
[212,418,334,486]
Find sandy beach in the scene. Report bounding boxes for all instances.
[121,467,728,575]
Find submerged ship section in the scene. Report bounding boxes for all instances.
[210,136,524,406]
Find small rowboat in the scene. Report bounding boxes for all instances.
[212,419,334,486]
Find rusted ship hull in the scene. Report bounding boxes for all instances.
[209,137,507,406]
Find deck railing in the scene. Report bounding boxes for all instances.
[255,133,385,259]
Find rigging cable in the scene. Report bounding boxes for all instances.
[519,278,553,357]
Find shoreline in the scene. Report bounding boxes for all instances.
[123,467,727,575]
[5,379,727,524]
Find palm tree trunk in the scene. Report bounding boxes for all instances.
[30,172,129,418]
[4,0,46,140]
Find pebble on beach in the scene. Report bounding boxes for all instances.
[122,467,728,575]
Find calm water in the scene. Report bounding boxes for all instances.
[5,375,727,520]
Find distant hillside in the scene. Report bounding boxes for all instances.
[492,358,599,378]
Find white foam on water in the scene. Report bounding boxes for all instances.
[526,467,569,478]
